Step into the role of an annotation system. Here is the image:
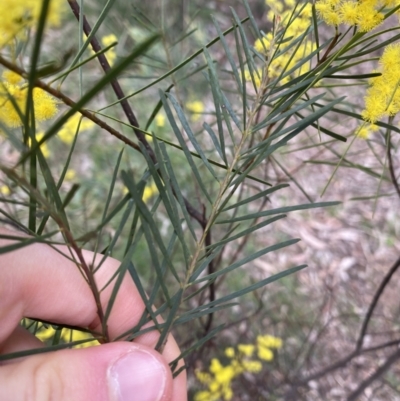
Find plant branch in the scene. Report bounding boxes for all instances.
[1,167,109,342]
[66,0,204,225]
[347,347,400,401]
[292,254,400,388]
[386,130,400,200]
[356,254,400,351]
[0,54,142,152]
[67,0,215,341]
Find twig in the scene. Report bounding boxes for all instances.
[0,55,141,152]
[292,255,400,387]
[317,30,340,65]
[347,347,400,401]
[386,130,400,200]
[2,167,110,342]
[356,255,400,351]
[67,0,214,340]
[67,0,154,158]
[66,0,205,224]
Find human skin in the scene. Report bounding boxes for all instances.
[0,227,187,401]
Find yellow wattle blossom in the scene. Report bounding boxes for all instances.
[123,181,158,202]
[258,345,274,361]
[65,169,76,181]
[257,334,283,349]
[362,43,400,124]
[142,182,158,202]
[0,72,58,128]
[2,70,22,85]
[224,347,235,358]
[58,113,94,144]
[265,0,284,13]
[244,68,262,88]
[30,132,50,158]
[356,123,379,139]
[186,100,204,122]
[316,0,393,32]
[86,33,118,66]
[242,360,262,373]
[101,34,118,66]
[35,324,99,348]
[238,343,255,357]
[254,32,273,54]
[155,113,166,128]
[253,0,316,86]
[0,0,65,47]
[0,185,10,196]
[195,335,283,401]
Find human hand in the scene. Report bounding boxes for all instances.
[0,228,187,401]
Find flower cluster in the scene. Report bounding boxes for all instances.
[87,33,118,66]
[101,34,118,66]
[35,323,99,349]
[0,0,64,47]
[57,113,94,144]
[357,43,400,138]
[250,0,315,86]
[316,0,398,32]
[0,71,58,128]
[123,181,158,202]
[186,100,204,122]
[194,335,282,401]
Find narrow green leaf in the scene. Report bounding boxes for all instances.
[222,183,289,211]
[65,0,119,75]
[231,8,258,93]
[158,142,197,240]
[205,69,227,164]
[95,199,134,274]
[217,201,340,224]
[21,34,159,165]
[189,245,224,283]
[101,17,250,109]
[103,235,139,323]
[211,16,241,89]
[191,264,307,312]
[194,238,300,284]
[127,261,162,331]
[151,140,191,265]
[161,92,212,203]
[36,146,70,231]
[167,94,218,180]
[121,170,179,285]
[0,231,60,255]
[0,339,98,362]
[175,304,235,325]
[209,214,287,250]
[155,289,183,351]
[203,122,225,162]
[145,84,174,130]
[170,324,225,375]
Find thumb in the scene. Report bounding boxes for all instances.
[0,342,172,401]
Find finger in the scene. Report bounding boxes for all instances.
[0,342,172,401]
[0,326,43,361]
[0,228,187,400]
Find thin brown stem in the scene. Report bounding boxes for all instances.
[67,0,154,158]
[386,130,400,200]
[292,254,400,388]
[347,348,400,401]
[356,254,400,351]
[2,167,110,342]
[67,0,213,343]
[0,54,141,152]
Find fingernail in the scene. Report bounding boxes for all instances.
[109,349,166,401]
